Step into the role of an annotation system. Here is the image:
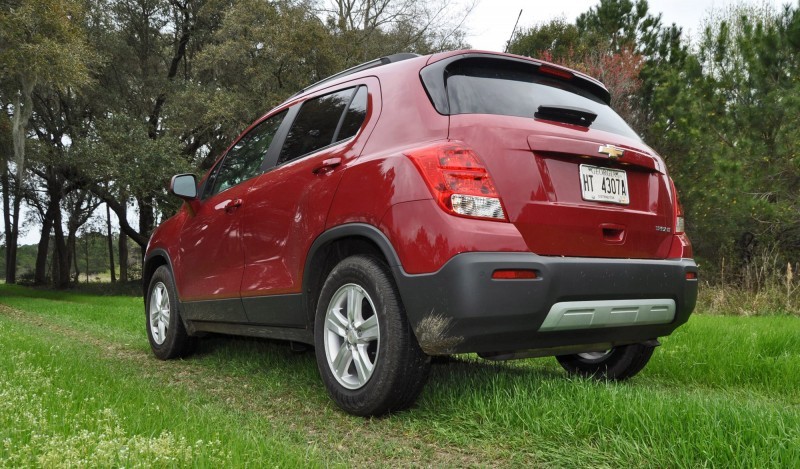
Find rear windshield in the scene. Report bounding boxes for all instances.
[444,59,640,140]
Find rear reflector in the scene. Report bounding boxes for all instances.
[492,269,538,280]
[686,272,697,280]
[676,216,685,234]
[670,178,685,234]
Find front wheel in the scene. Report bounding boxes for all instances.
[314,255,430,416]
[146,265,196,360]
[556,343,656,380]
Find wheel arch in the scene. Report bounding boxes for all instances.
[302,224,402,326]
[142,249,175,300]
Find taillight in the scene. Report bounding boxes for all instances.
[670,178,685,234]
[405,141,507,221]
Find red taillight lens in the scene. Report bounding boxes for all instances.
[492,269,538,280]
[670,178,685,234]
[405,141,507,221]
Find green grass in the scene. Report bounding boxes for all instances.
[1,283,798,467]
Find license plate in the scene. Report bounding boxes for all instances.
[579,164,629,205]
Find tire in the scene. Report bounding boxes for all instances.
[314,255,431,416]
[556,343,656,380]
[146,265,196,360]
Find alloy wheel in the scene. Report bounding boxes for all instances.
[323,283,381,390]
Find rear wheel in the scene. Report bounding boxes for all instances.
[556,343,656,380]
[314,255,430,416]
[146,265,196,360]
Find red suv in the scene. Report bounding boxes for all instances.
[144,50,698,416]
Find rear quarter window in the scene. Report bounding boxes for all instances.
[278,86,368,165]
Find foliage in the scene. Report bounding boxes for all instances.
[0,0,94,89]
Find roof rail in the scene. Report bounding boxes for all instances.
[289,53,420,99]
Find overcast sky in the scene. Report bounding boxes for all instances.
[464,0,791,51]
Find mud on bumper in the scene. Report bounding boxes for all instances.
[393,253,698,355]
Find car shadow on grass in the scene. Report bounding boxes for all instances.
[187,334,576,413]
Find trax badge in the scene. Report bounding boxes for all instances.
[599,144,625,159]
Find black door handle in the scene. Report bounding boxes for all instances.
[312,157,342,174]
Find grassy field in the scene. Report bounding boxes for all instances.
[0,284,798,467]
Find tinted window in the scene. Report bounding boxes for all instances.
[336,86,368,142]
[445,60,639,140]
[278,88,355,165]
[208,110,287,197]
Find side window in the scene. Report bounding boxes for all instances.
[207,110,287,197]
[278,86,367,165]
[336,86,368,142]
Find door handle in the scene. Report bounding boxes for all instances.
[224,198,243,213]
[312,157,342,174]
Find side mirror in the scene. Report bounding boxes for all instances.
[169,173,198,200]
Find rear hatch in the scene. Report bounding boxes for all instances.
[421,54,674,259]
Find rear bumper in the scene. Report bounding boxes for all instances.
[393,253,698,355]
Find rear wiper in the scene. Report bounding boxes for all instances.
[534,105,597,127]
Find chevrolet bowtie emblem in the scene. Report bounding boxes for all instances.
[598,144,625,159]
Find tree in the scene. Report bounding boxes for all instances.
[508,18,590,60]
[677,4,800,273]
[0,0,93,283]
[576,0,663,54]
[321,0,473,63]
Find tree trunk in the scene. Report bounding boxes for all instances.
[137,195,155,247]
[106,203,116,283]
[71,231,79,283]
[52,208,70,289]
[2,162,15,283]
[34,201,56,285]
[119,200,128,283]
[6,82,35,284]
[2,159,21,284]
[84,235,89,283]
[5,191,21,284]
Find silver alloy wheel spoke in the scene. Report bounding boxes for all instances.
[325,308,348,338]
[332,342,352,377]
[149,282,170,345]
[357,315,379,342]
[346,287,363,323]
[323,283,380,390]
[351,345,370,385]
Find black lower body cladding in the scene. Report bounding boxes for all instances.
[393,253,698,355]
